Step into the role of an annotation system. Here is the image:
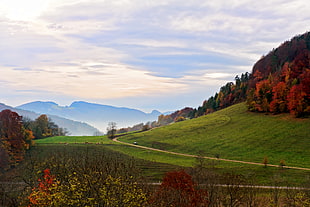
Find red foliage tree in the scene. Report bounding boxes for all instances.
[270,81,288,113]
[254,79,273,112]
[287,84,308,117]
[28,168,58,206]
[151,170,208,207]
[0,109,26,166]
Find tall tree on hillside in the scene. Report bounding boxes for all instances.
[270,82,288,113]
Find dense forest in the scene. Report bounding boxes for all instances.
[247,32,310,117]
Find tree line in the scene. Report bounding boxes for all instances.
[0,110,66,170]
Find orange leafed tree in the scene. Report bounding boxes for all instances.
[270,81,288,113]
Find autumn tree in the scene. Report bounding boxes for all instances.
[0,109,33,168]
[32,115,52,139]
[157,114,174,126]
[246,32,310,117]
[175,116,186,122]
[287,69,310,117]
[0,143,10,170]
[151,170,208,207]
[270,81,288,113]
[28,168,61,206]
[26,115,66,139]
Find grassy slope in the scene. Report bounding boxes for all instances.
[36,104,310,185]
[119,103,310,168]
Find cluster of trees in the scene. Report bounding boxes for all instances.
[247,32,310,117]
[115,107,196,132]
[190,72,250,118]
[0,110,34,169]
[157,107,194,126]
[117,122,152,134]
[23,114,68,139]
[151,72,250,126]
[0,110,66,170]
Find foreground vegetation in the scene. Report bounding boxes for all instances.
[1,144,310,207]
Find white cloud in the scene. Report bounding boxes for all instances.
[0,62,187,101]
[0,0,309,110]
[0,0,50,21]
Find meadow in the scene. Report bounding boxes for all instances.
[119,103,310,169]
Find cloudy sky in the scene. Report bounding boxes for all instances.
[0,0,309,112]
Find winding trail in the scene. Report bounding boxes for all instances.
[113,137,310,171]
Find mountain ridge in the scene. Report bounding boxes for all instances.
[17,101,162,131]
[0,103,99,136]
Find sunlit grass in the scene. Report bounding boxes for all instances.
[35,135,113,144]
[120,103,310,168]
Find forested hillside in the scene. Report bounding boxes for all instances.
[161,32,310,123]
[247,32,310,117]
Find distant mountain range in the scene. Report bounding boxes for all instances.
[16,101,162,132]
[0,103,99,136]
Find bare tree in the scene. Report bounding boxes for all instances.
[107,122,117,139]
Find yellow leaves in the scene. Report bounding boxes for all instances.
[26,169,148,206]
[99,175,147,207]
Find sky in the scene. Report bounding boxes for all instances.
[0,0,309,112]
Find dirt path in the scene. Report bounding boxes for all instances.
[113,138,310,171]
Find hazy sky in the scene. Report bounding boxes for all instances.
[0,0,309,112]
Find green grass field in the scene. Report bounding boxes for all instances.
[35,135,114,144]
[119,103,310,168]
